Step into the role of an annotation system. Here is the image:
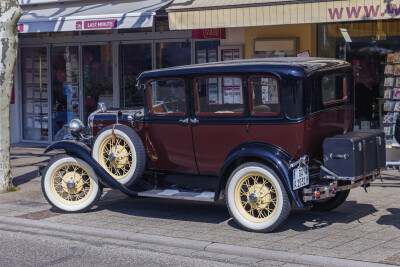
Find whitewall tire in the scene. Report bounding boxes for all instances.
[92,124,145,187]
[42,154,102,213]
[226,162,291,232]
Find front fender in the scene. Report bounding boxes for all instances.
[44,141,138,196]
[216,143,304,208]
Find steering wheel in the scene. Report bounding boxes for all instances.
[162,95,184,113]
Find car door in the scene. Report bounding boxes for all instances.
[190,75,250,175]
[144,77,198,174]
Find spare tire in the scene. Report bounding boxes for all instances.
[92,124,146,186]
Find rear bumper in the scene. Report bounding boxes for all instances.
[302,171,379,202]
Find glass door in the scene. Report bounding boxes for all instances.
[51,46,80,139]
[82,45,113,122]
[21,47,49,141]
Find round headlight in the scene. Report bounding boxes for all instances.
[68,119,84,136]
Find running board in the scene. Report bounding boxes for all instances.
[137,189,215,202]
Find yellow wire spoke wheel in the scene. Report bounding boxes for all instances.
[50,163,94,205]
[98,134,133,180]
[234,172,278,223]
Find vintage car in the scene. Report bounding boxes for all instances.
[42,58,385,232]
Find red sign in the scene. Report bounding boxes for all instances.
[76,19,117,30]
[192,28,226,39]
[17,24,23,33]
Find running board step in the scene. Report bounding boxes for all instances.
[137,189,215,202]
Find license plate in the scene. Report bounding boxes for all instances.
[293,166,309,190]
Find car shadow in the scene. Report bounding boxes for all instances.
[376,208,400,230]
[91,191,379,231]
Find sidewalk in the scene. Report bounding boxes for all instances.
[1,146,400,266]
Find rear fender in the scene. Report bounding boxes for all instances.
[44,141,138,196]
[216,143,303,208]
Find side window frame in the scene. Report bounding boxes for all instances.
[146,77,187,117]
[193,75,245,117]
[321,73,348,107]
[248,75,281,116]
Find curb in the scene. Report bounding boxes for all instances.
[0,215,388,267]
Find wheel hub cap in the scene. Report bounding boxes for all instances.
[108,153,117,163]
[249,193,258,203]
[66,180,75,189]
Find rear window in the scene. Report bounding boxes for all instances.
[322,74,348,105]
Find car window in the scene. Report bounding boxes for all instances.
[194,76,244,115]
[148,79,186,115]
[249,76,280,115]
[322,74,347,105]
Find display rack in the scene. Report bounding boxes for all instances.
[383,52,400,168]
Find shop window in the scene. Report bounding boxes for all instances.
[21,47,49,141]
[148,79,186,115]
[19,33,49,39]
[83,45,113,122]
[195,41,220,64]
[120,43,152,108]
[156,42,191,69]
[321,74,347,105]
[249,76,280,115]
[195,76,244,116]
[118,28,152,34]
[82,30,113,36]
[51,46,80,139]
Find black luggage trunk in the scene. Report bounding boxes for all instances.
[322,130,385,180]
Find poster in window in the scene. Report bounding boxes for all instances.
[25,99,33,113]
[41,116,48,129]
[197,49,207,64]
[42,102,49,114]
[233,78,241,86]
[223,77,233,86]
[223,50,233,61]
[41,69,48,84]
[384,100,395,111]
[34,101,41,113]
[384,113,394,123]
[394,102,400,112]
[34,72,41,84]
[26,70,33,84]
[224,89,233,104]
[26,56,33,69]
[34,56,40,69]
[34,86,41,99]
[208,49,217,62]
[233,88,243,104]
[41,89,48,99]
[34,115,41,129]
[208,84,218,103]
[261,78,278,104]
[27,115,33,128]
[233,49,240,60]
[26,85,33,99]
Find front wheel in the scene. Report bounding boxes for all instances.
[41,154,102,213]
[226,162,291,232]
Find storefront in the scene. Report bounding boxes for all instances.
[167,0,400,162]
[12,0,225,144]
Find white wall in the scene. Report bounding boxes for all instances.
[221,28,245,46]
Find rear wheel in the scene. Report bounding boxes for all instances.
[42,154,102,212]
[226,162,291,232]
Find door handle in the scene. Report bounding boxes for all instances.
[179,118,189,125]
[190,118,199,124]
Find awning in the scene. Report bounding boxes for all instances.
[167,0,396,30]
[19,0,172,33]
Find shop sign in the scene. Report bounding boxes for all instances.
[192,28,226,39]
[75,19,118,30]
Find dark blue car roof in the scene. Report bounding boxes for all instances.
[138,58,352,80]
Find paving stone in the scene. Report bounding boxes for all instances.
[346,246,400,262]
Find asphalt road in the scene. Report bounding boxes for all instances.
[0,224,303,267]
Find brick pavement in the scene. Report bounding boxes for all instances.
[2,146,400,265]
